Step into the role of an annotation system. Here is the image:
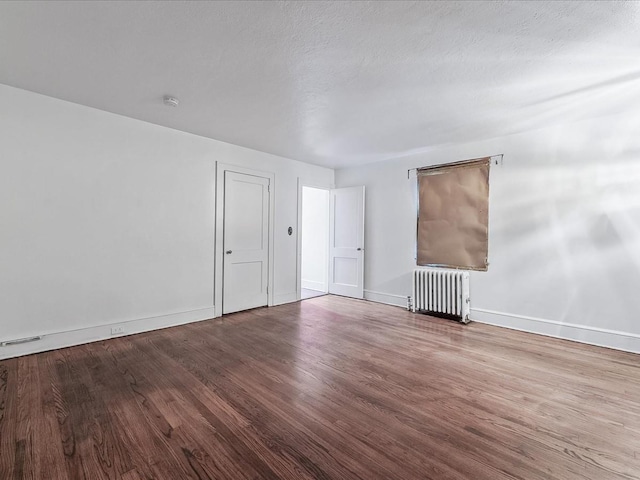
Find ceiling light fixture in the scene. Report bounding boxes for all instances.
[163,95,179,107]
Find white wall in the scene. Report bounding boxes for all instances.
[0,84,333,358]
[301,187,329,292]
[336,112,640,353]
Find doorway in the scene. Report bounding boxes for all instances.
[300,186,330,299]
[297,183,365,301]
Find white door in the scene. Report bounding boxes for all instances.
[223,171,270,314]
[329,186,365,298]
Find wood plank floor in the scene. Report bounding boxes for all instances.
[1,295,640,480]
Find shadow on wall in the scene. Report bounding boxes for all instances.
[486,135,640,331]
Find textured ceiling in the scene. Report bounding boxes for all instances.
[1,1,639,168]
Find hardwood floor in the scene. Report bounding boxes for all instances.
[1,296,640,480]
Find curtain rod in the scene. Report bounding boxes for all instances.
[407,154,504,179]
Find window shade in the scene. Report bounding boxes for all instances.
[417,158,490,270]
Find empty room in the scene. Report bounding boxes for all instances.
[1,1,639,479]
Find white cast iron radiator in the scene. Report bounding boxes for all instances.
[412,268,470,323]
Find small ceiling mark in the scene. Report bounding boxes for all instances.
[163,95,179,107]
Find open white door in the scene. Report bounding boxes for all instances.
[329,186,365,298]
[223,171,270,314]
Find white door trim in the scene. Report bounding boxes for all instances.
[215,162,275,317]
[296,179,332,300]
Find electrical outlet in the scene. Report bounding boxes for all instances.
[110,326,125,336]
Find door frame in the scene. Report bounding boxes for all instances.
[296,178,332,301]
[215,162,275,317]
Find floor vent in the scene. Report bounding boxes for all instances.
[0,336,42,347]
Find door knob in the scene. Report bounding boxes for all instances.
[357,248,363,251]
[225,250,232,254]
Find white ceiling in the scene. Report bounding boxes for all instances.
[1,1,639,169]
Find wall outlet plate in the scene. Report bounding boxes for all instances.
[110,326,125,336]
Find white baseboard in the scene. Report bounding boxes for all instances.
[301,279,327,292]
[364,289,408,308]
[471,308,640,354]
[0,306,216,360]
[360,288,640,354]
[273,292,298,306]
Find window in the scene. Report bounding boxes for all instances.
[416,157,490,271]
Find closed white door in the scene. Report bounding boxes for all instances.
[329,186,365,298]
[223,171,270,314]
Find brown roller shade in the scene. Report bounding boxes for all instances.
[417,158,490,270]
